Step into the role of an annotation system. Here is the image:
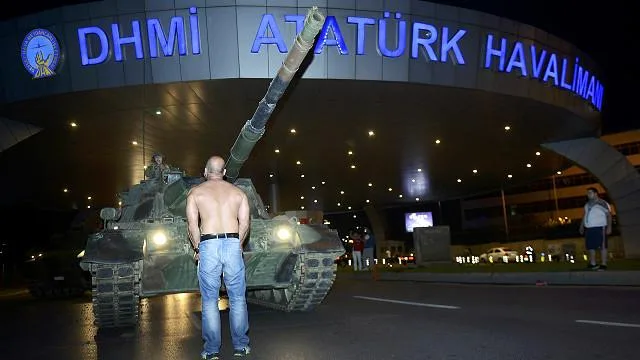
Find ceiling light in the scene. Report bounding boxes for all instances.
[337,202,341,206]
[557,171,562,175]
[70,122,77,127]
[504,125,511,131]
[507,174,513,178]
[350,165,356,169]
[132,141,138,145]
[269,173,274,178]
[300,174,305,178]
[348,150,353,155]
[411,179,416,182]
[526,163,532,168]
[348,206,352,210]
[321,181,326,185]
[300,196,304,199]
[155,110,161,115]
[87,206,91,209]
[388,187,392,191]
[535,151,541,156]
[274,149,280,153]
[300,206,304,209]
[314,199,318,203]
[457,179,462,183]
[353,215,357,218]
[290,128,296,134]
[398,194,403,198]
[340,190,345,194]
[418,168,422,172]
[87,196,92,200]
[366,199,370,203]
[415,197,420,201]
[368,183,372,187]
[296,161,301,165]
[473,169,478,173]
[368,130,375,136]
[311,186,315,190]
[435,139,440,144]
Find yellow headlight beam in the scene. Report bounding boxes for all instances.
[152,232,167,246]
[276,227,292,241]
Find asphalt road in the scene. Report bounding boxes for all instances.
[1,276,639,360]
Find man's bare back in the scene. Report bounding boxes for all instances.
[186,156,251,251]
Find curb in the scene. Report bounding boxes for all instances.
[0,289,28,298]
[340,271,640,286]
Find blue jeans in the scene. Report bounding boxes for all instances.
[198,237,250,355]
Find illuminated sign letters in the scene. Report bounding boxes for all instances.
[251,12,603,111]
[77,7,201,66]
[484,34,604,111]
[252,12,466,64]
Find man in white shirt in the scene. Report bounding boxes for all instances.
[579,187,612,270]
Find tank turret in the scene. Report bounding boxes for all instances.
[76,7,346,330]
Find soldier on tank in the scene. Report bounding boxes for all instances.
[144,152,171,180]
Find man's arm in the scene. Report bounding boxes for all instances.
[238,192,251,246]
[186,190,201,250]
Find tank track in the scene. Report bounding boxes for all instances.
[90,261,142,328]
[247,252,337,311]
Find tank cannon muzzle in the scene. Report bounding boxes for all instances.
[225,7,326,183]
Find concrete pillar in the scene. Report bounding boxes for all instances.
[269,180,279,214]
[364,205,388,259]
[542,137,640,259]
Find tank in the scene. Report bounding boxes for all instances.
[78,6,346,329]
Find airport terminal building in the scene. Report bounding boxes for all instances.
[1,0,639,258]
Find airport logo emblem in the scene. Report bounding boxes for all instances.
[21,28,61,79]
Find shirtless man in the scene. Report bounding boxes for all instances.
[186,156,251,359]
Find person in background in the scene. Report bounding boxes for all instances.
[579,187,612,271]
[350,230,364,271]
[362,227,375,270]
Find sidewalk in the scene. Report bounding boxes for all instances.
[342,270,640,286]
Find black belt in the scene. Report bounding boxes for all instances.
[201,233,239,241]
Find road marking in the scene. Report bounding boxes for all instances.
[187,311,202,330]
[353,296,460,309]
[575,320,640,328]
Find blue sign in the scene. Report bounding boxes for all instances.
[251,12,604,111]
[21,28,61,79]
[77,7,201,66]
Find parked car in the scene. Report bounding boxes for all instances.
[479,247,519,263]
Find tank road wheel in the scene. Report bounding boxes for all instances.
[90,261,142,328]
[247,253,337,312]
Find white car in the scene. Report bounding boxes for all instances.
[479,247,519,263]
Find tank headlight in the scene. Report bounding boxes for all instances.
[276,226,293,241]
[152,232,168,246]
[77,250,85,258]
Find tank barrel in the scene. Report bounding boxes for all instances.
[225,6,325,183]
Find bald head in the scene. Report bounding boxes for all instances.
[205,156,226,178]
